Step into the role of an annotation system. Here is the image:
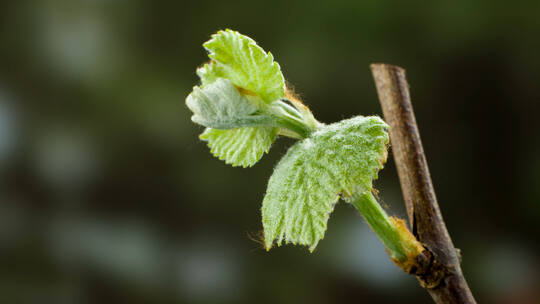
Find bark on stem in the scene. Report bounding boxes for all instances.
[370,64,476,304]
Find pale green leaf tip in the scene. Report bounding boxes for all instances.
[198,127,277,168]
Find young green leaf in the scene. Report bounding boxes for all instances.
[200,126,278,168]
[202,29,285,103]
[186,78,273,129]
[262,116,389,251]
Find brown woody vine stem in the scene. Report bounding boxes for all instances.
[370,64,476,304]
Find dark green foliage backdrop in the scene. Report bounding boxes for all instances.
[0,1,539,303]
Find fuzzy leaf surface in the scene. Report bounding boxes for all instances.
[262,116,389,251]
[202,29,285,103]
[196,61,221,87]
[186,78,273,129]
[200,126,278,168]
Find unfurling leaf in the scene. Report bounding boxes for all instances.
[186,78,272,129]
[202,29,285,103]
[262,116,389,251]
[200,126,278,168]
[186,30,292,168]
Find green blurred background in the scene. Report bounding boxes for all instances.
[1,1,539,303]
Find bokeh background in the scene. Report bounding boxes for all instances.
[1,1,539,303]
